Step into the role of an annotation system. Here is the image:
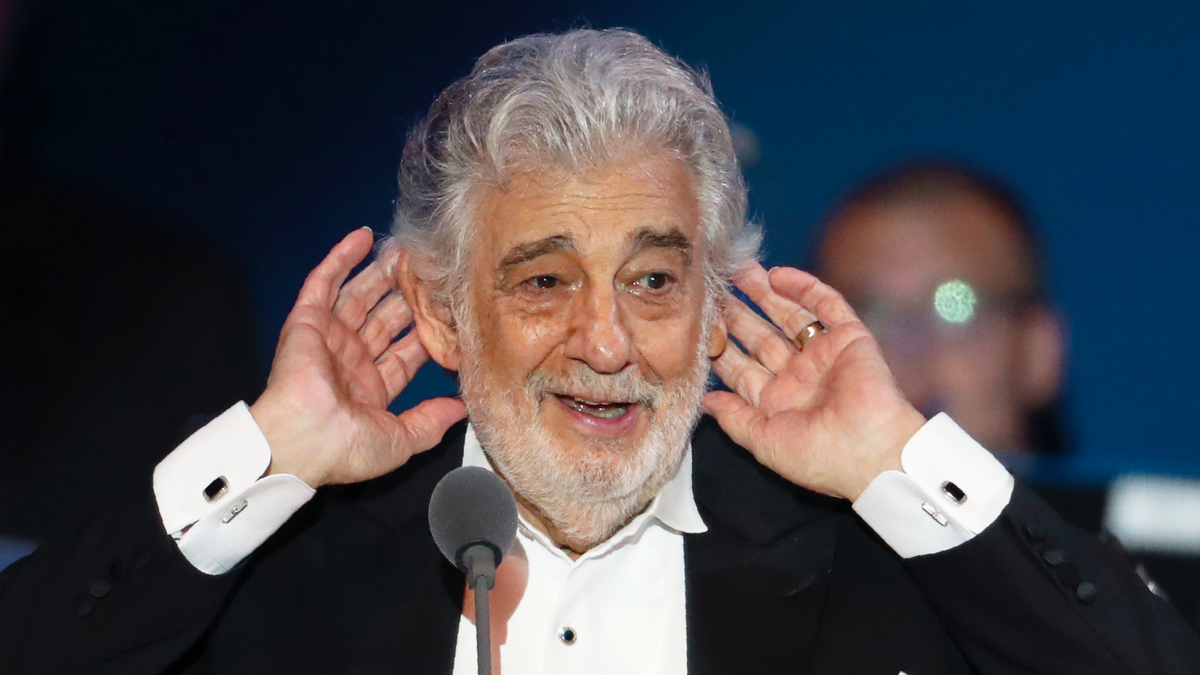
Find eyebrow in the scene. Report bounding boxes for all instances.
[496,234,575,284]
[631,228,692,267]
[494,228,693,286]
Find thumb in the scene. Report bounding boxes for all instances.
[392,396,469,457]
[702,390,769,459]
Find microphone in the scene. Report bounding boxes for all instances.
[428,466,519,675]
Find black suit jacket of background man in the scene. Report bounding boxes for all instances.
[2,417,1198,674]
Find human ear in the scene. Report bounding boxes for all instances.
[396,249,461,371]
[707,312,729,359]
[1018,305,1065,407]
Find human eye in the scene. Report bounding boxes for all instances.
[513,272,573,298]
[618,269,682,320]
[633,271,675,292]
[504,271,573,315]
[529,274,560,290]
[621,270,679,300]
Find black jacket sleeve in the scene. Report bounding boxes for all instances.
[0,486,242,675]
[905,483,1200,674]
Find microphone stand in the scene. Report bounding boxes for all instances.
[462,544,498,675]
[428,467,517,675]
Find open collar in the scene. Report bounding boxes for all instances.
[460,424,707,548]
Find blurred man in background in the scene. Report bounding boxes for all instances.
[814,160,1067,471]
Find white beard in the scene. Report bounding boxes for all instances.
[456,310,712,550]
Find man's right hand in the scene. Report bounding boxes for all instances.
[250,228,467,488]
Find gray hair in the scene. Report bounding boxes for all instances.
[386,28,761,313]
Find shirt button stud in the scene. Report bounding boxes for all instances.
[558,626,577,645]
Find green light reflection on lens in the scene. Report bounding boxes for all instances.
[933,279,977,324]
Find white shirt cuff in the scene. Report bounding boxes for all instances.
[852,413,1014,559]
[152,402,316,575]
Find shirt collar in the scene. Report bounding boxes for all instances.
[461,424,707,544]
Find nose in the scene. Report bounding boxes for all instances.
[563,285,635,374]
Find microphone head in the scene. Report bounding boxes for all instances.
[428,466,519,571]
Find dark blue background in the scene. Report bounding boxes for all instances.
[9,1,1199,479]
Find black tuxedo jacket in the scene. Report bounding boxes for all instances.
[2,418,1198,674]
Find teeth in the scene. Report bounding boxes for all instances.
[567,396,629,419]
[589,406,627,419]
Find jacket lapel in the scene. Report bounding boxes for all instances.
[685,418,842,674]
[335,422,469,675]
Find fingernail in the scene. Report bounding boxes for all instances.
[360,226,373,233]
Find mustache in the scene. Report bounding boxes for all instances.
[525,366,662,409]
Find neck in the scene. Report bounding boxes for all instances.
[513,494,588,560]
[509,487,656,560]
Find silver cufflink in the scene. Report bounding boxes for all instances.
[222,500,248,524]
[922,502,949,527]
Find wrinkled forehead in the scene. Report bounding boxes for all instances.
[464,152,704,268]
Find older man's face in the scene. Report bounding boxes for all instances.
[454,152,720,547]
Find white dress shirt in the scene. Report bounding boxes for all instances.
[450,427,704,675]
[152,403,1014,673]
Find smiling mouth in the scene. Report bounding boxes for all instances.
[556,395,633,419]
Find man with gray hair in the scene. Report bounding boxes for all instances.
[1,29,1196,674]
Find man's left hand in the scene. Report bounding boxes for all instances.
[704,263,926,501]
